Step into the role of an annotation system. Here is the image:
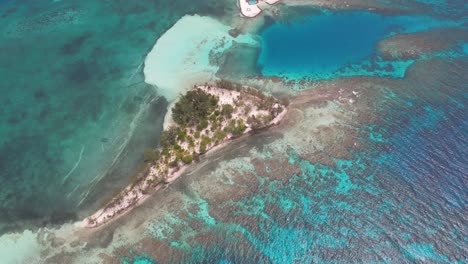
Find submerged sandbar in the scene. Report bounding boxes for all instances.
[143,15,257,103]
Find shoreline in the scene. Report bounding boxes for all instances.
[82,85,287,228]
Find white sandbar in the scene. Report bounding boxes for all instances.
[144,15,257,104]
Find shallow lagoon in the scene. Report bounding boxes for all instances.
[0,0,234,233]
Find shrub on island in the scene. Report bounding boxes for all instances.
[215,130,227,140]
[221,104,234,118]
[160,127,180,148]
[215,79,242,91]
[224,119,247,137]
[196,119,209,131]
[181,155,193,164]
[199,143,206,154]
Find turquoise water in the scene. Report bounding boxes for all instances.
[127,59,467,264]
[258,10,462,80]
[122,255,155,264]
[0,0,233,233]
[0,0,467,263]
[115,4,467,264]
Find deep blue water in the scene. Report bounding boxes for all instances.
[120,6,467,264]
[135,59,467,263]
[120,59,467,263]
[258,10,462,80]
[363,59,468,262]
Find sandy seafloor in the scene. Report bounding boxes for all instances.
[0,0,467,263]
[0,0,237,234]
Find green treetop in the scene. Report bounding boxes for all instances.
[172,89,219,127]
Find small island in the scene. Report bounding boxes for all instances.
[83,81,287,228]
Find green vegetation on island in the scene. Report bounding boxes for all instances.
[141,83,285,185]
[172,89,219,126]
[87,82,287,227]
[141,84,284,182]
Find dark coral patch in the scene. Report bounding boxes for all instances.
[61,32,93,55]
